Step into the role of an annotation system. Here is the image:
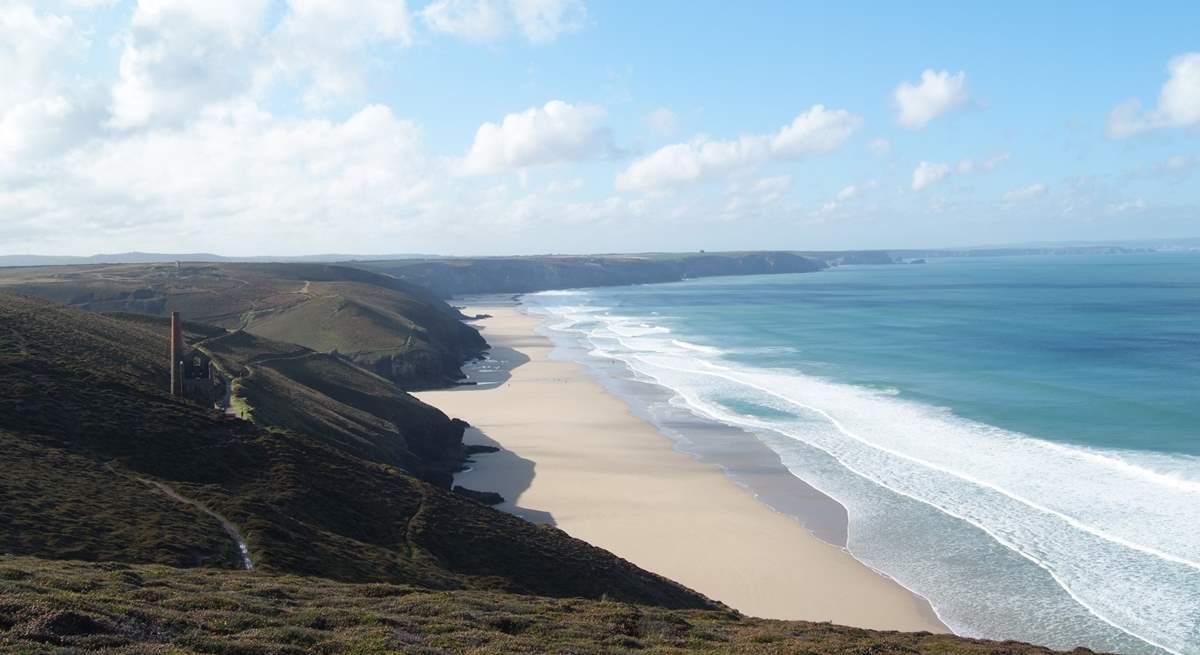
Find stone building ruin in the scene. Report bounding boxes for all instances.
[169,311,225,405]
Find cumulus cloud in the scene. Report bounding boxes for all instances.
[420,0,507,43]
[615,105,860,192]
[510,0,586,43]
[895,69,970,129]
[0,5,105,164]
[1003,183,1047,202]
[1108,52,1200,138]
[911,161,950,191]
[109,0,273,128]
[770,105,862,155]
[0,4,80,106]
[268,0,414,109]
[421,0,586,44]
[5,100,443,253]
[460,100,610,174]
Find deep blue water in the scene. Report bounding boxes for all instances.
[525,253,1200,655]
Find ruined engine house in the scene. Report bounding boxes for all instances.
[169,311,224,405]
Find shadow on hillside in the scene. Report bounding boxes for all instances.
[457,427,555,526]
[463,345,530,388]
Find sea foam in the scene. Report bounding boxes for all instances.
[527,293,1199,655]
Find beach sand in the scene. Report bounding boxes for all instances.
[414,302,946,632]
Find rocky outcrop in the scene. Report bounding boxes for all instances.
[453,486,505,505]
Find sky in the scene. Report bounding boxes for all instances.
[1,1,1198,256]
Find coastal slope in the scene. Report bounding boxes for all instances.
[0,262,486,388]
[0,292,711,607]
[358,251,826,297]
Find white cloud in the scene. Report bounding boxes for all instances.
[1109,52,1200,138]
[813,180,877,217]
[868,137,891,156]
[109,0,273,128]
[421,0,506,43]
[956,158,975,174]
[835,185,857,201]
[4,101,445,253]
[419,0,586,44]
[645,107,679,137]
[895,69,970,129]
[460,100,610,174]
[1003,183,1047,202]
[0,5,104,165]
[751,175,791,203]
[911,161,950,191]
[0,5,82,108]
[510,0,586,43]
[718,175,794,221]
[770,105,862,156]
[615,136,763,191]
[616,105,860,192]
[268,0,414,109]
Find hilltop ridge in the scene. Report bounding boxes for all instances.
[0,262,486,388]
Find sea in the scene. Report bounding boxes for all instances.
[520,252,1200,655]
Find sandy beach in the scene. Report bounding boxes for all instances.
[415,301,946,632]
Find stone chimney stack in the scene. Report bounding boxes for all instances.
[170,311,184,398]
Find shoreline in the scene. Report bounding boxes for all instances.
[416,298,947,631]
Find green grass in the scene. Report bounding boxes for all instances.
[0,262,486,388]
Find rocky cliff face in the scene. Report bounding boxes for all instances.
[359,252,827,297]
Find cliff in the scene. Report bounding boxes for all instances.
[358,251,826,297]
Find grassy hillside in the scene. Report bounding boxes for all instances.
[0,291,1113,654]
[0,556,1100,655]
[0,293,710,607]
[0,262,486,388]
[199,329,469,486]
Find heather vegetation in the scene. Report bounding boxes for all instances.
[0,281,1104,654]
[0,557,1093,655]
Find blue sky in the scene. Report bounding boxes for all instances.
[1,0,1198,256]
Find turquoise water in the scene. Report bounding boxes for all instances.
[525,253,1200,655]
